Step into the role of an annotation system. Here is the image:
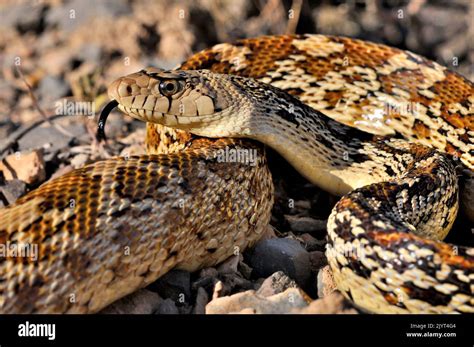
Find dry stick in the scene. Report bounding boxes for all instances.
[3,70,112,159]
[15,66,74,139]
[0,113,72,157]
[286,0,302,35]
[0,111,113,159]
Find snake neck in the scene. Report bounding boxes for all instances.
[236,84,391,196]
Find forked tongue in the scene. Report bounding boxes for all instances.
[96,100,119,141]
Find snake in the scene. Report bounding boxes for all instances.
[0,34,473,314]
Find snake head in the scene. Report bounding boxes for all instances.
[106,67,254,137]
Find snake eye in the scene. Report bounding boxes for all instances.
[159,80,182,96]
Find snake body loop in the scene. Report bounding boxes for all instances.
[0,34,472,313]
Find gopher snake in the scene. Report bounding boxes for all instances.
[1,34,473,313]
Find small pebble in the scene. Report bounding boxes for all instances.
[151,269,191,302]
[100,289,161,314]
[0,179,27,206]
[285,215,327,233]
[256,271,298,297]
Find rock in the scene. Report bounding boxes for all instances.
[199,267,219,278]
[18,124,86,152]
[120,128,147,145]
[119,144,146,158]
[43,149,60,163]
[152,269,191,302]
[215,255,255,292]
[293,199,311,210]
[100,289,161,314]
[256,271,298,297]
[299,233,326,251]
[0,179,27,206]
[220,273,255,293]
[38,76,69,105]
[18,127,70,152]
[40,48,75,77]
[0,3,45,32]
[309,251,327,271]
[247,238,311,288]
[192,267,218,291]
[217,254,241,274]
[237,261,253,279]
[0,150,46,185]
[76,44,103,65]
[293,292,358,314]
[118,129,147,157]
[285,215,327,233]
[46,0,131,32]
[0,120,15,140]
[206,287,311,314]
[418,5,464,46]
[212,280,224,300]
[192,287,209,314]
[155,298,179,314]
[70,153,89,169]
[317,265,337,298]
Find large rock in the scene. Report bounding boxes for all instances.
[247,238,311,288]
[206,287,311,314]
[0,150,46,185]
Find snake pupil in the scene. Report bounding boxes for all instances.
[159,80,180,96]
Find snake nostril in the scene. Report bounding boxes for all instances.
[126,85,132,94]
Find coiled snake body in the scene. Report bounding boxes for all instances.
[0,34,473,313]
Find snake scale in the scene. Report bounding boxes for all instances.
[0,34,473,314]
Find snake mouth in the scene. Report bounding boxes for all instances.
[97,99,215,141]
[96,100,119,141]
[117,104,216,128]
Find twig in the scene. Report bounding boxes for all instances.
[0,113,72,157]
[15,66,74,138]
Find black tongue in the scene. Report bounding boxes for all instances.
[96,100,119,142]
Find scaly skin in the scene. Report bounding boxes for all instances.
[0,138,273,313]
[108,67,473,313]
[0,34,472,313]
